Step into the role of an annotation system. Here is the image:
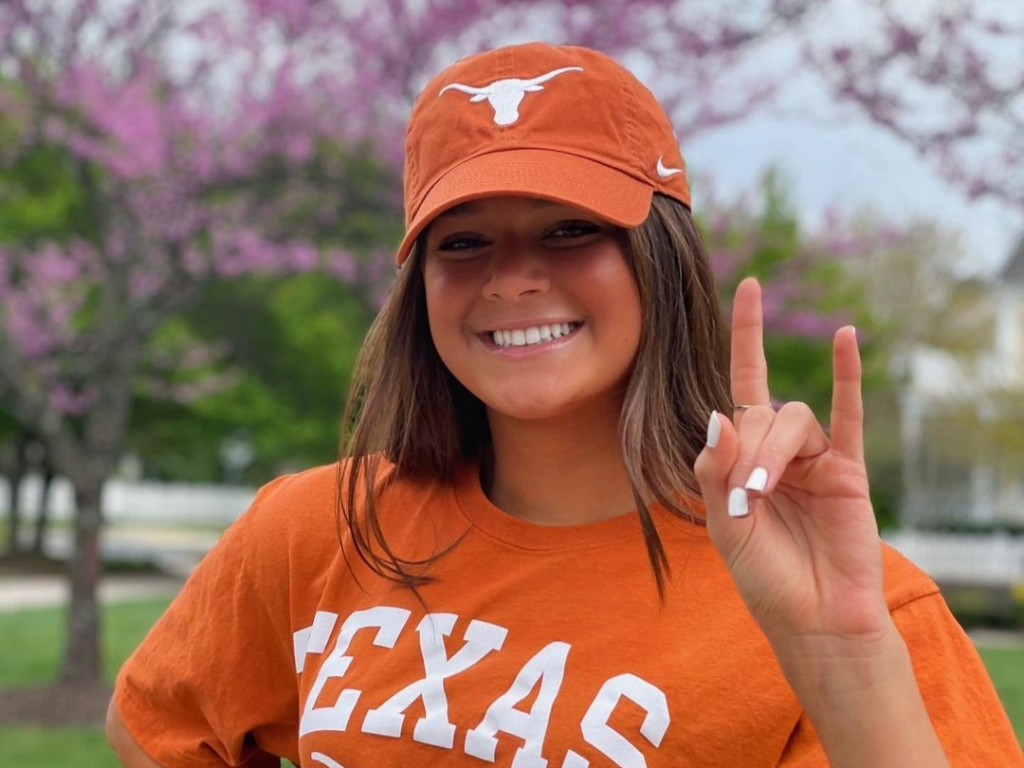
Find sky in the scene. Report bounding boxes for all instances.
[671,0,1023,278]
[685,101,1021,278]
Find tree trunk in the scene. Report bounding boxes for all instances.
[59,477,105,684]
[4,435,28,556]
[31,466,56,555]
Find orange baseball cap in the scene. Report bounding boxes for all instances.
[396,42,691,265]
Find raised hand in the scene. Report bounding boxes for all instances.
[694,277,954,767]
[694,276,889,648]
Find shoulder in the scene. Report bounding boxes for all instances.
[239,456,403,535]
[234,456,455,561]
[251,461,340,514]
[879,541,941,611]
[227,462,341,553]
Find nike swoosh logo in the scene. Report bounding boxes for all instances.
[656,156,684,178]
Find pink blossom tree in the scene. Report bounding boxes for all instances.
[0,0,377,685]
[0,0,1018,689]
[811,0,1023,209]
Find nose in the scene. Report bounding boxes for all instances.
[482,238,550,301]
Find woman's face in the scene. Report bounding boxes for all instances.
[423,196,642,423]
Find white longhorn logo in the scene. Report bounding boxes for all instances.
[439,67,583,126]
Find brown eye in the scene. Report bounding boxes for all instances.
[546,220,603,241]
[436,233,489,254]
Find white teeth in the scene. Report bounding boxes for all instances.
[491,323,578,348]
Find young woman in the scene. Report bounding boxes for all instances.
[107,42,1022,767]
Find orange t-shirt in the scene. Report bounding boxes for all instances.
[115,461,1022,767]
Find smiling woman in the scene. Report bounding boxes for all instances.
[106,42,1022,768]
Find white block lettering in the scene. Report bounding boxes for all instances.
[574,673,669,768]
[362,613,508,747]
[310,752,346,768]
[293,611,340,673]
[465,641,571,768]
[299,606,411,736]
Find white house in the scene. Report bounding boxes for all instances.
[899,234,1024,529]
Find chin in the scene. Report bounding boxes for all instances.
[483,386,615,424]
[486,397,568,422]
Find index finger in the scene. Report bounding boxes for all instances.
[730,277,771,407]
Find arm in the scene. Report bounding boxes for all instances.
[104,472,306,768]
[695,278,953,767]
[107,697,165,768]
[772,621,950,768]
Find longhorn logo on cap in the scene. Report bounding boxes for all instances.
[439,67,583,126]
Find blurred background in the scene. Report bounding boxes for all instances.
[0,0,1021,761]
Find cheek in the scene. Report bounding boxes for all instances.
[423,263,444,335]
[582,253,643,345]
[423,260,473,356]
[601,266,643,365]
[617,294,643,366]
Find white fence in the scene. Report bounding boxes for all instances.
[2,474,1023,587]
[0,473,256,527]
[884,530,1024,587]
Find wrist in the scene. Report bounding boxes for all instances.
[772,619,905,701]
[771,623,951,768]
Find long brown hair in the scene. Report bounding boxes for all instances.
[337,194,732,593]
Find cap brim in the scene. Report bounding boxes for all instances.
[396,148,654,265]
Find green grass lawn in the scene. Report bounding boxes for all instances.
[1,600,1021,765]
[0,598,169,768]
[0,598,169,688]
[1,727,123,766]
[978,646,1024,742]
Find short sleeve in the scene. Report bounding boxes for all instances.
[892,591,1023,764]
[777,590,1023,767]
[114,479,300,768]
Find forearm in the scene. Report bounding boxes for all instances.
[774,622,951,768]
[106,697,166,768]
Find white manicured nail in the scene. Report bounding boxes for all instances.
[745,467,768,493]
[706,411,721,448]
[728,488,749,518]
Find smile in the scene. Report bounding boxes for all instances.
[491,322,579,348]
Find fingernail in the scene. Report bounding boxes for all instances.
[706,411,721,448]
[745,467,768,493]
[728,487,749,518]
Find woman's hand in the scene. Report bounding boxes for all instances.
[695,278,953,767]
[695,276,887,650]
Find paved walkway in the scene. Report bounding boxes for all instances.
[0,573,183,612]
[41,525,222,577]
[0,524,217,612]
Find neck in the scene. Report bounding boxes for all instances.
[482,397,636,525]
